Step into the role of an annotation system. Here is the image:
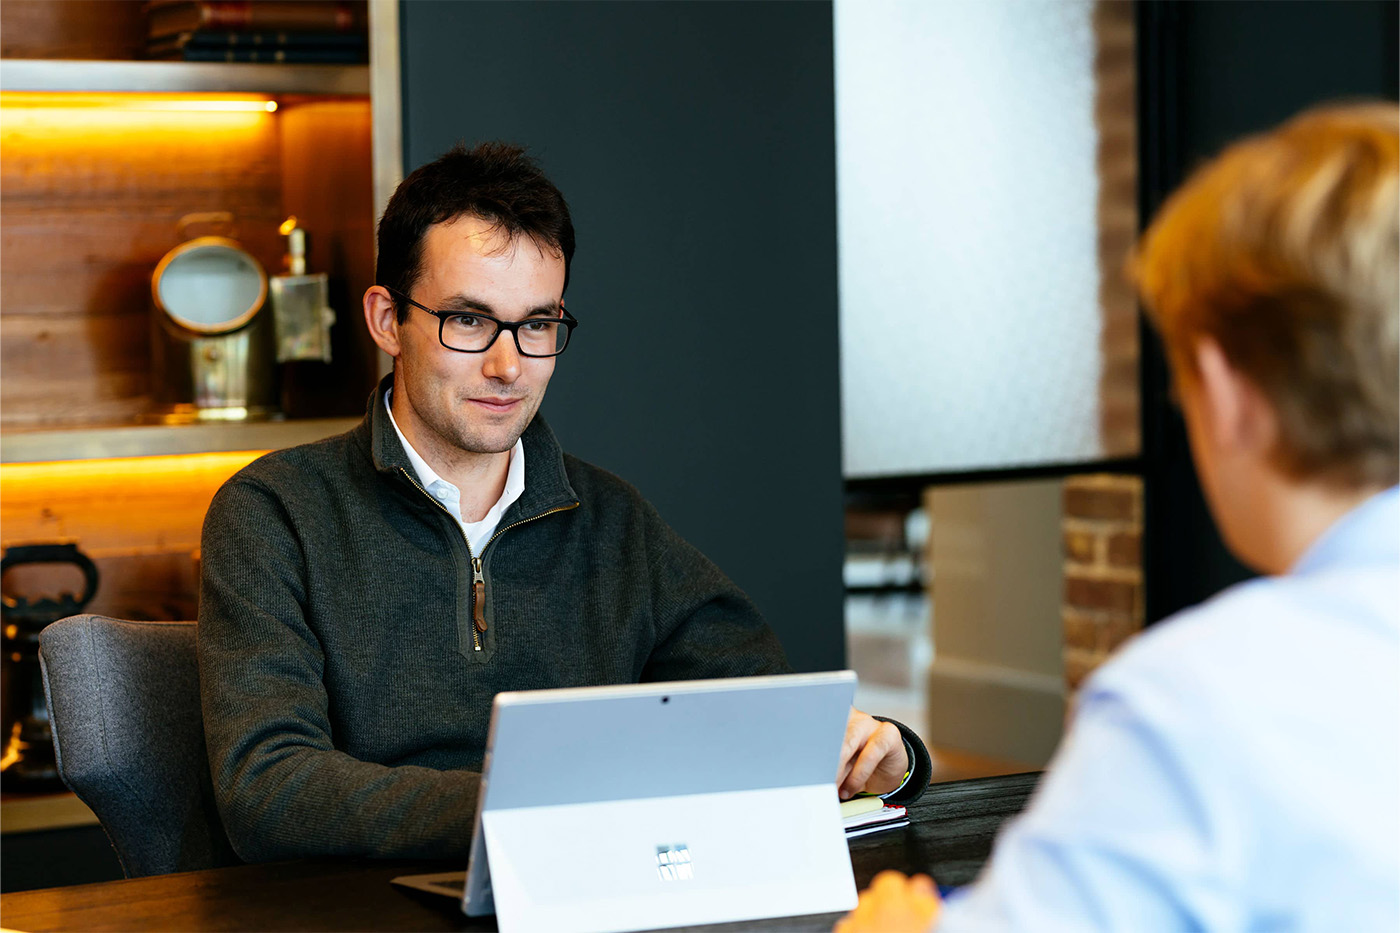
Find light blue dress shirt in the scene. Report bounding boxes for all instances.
[939,486,1400,932]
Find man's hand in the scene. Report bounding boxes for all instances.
[837,707,909,799]
[834,870,941,933]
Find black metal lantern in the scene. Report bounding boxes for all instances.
[1,543,100,792]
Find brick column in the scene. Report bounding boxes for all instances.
[1093,0,1140,459]
[1062,475,1144,690]
[1063,3,1144,695]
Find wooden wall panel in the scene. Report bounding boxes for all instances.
[0,452,261,621]
[0,105,284,428]
[0,0,146,61]
[0,314,150,426]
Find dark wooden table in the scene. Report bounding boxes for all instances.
[0,773,1039,932]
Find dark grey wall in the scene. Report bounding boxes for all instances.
[399,1,845,672]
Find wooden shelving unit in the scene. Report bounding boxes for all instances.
[0,3,403,893]
[0,58,369,94]
[1,417,361,464]
[0,0,401,628]
[0,57,382,438]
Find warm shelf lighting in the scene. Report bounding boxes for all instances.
[0,451,268,554]
[0,450,267,489]
[0,92,278,112]
[0,93,278,135]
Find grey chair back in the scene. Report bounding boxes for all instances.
[39,615,241,877]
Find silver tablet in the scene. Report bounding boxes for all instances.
[463,670,859,933]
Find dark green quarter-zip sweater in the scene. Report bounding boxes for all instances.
[198,380,928,863]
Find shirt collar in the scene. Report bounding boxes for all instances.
[1291,485,1400,575]
[361,374,579,516]
[383,386,524,500]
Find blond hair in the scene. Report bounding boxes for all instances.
[1133,102,1399,489]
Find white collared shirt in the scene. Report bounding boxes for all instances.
[384,389,526,558]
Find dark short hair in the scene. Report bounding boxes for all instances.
[376,141,575,322]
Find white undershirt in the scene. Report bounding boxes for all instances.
[384,389,526,558]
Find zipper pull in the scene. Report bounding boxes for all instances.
[471,557,487,639]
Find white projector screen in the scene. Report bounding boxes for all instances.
[835,0,1139,479]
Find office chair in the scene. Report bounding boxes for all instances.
[38,615,241,877]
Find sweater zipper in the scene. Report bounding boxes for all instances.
[481,502,580,552]
[399,467,484,651]
[399,467,579,651]
[467,502,580,642]
[470,557,486,642]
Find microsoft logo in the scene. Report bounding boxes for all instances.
[655,844,693,881]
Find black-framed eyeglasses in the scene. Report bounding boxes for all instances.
[386,286,578,357]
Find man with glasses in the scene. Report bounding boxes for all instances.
[197,142,930,862]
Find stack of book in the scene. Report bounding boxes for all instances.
[144,1,369,64]
[840,795,910,839]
